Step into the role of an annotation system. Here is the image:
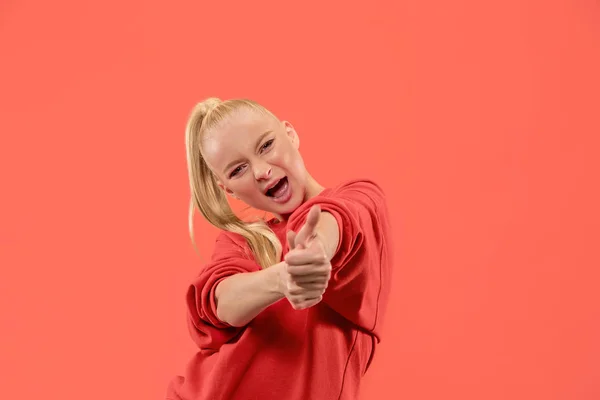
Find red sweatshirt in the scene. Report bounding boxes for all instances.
[166,179,393,400]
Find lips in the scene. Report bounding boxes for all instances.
[267,177,291,203]
[264,177,285,196]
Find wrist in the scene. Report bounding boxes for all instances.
[267,261,287,298]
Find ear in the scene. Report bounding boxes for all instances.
[282,120,300,149]
[217,181,237,198]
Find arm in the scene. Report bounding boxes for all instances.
[217,251,332,322]
[314,211,340,261]
[187,231,326,350]
[284,180,393,340]
[186,233,278,350]
[214,262,286,327]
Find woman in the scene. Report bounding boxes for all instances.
[166,98,393,400]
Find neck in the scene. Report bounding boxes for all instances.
[303,173,326,201]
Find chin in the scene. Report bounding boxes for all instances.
[275,190,305,216]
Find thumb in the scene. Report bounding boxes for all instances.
[286,230,297,251]
[295,205,321,247]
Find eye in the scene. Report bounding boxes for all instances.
[260,139,274,152]
[229,165,245,178]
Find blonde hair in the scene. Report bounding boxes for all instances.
[185,97,283,269]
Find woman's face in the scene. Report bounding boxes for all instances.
[201,108,309,218]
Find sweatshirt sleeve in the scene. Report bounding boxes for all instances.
[185,232,261,351]
[286,179,393,341]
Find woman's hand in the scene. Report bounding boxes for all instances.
[278,205,332,310]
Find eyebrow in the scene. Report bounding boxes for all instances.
[222,130,273,175]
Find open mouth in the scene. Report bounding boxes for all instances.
[266,177,288,197]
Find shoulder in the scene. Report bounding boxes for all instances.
[215,229,248,248]
[213,230,251,260]
[309,179,389,222]
[215,229,239,243]
[326,178,386,202]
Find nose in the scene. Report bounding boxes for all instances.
[253,162,272,180]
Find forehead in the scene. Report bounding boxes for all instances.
[201,109,278,170]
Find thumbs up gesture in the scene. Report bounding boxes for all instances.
[279,205,332,310]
